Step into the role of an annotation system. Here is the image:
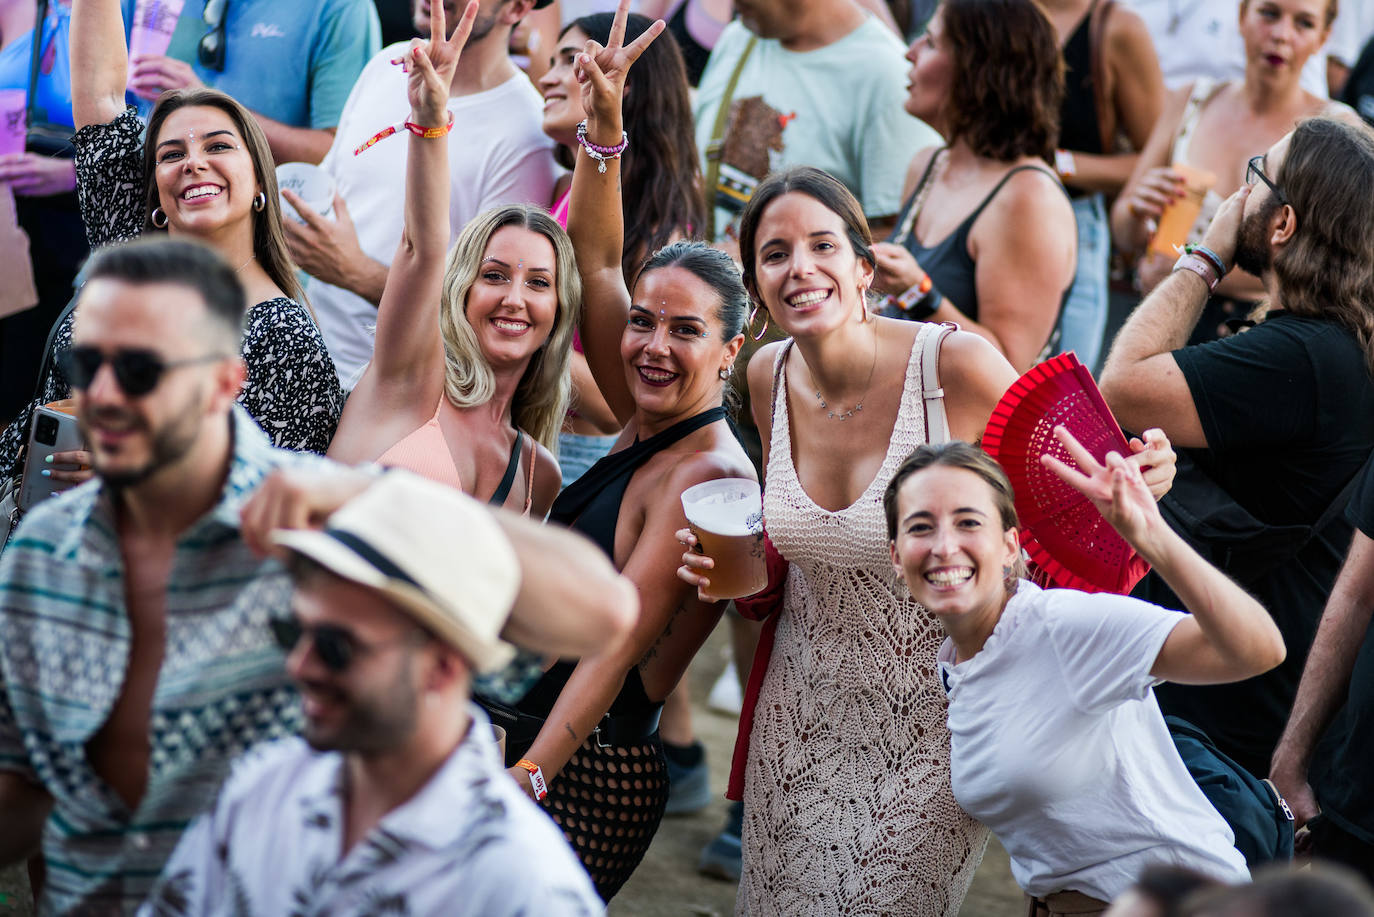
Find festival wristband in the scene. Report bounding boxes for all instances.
[515,758,548,801]
[1054,149,1077,181]
[1172,252,1221,293]
[1184,243,1229,279]
[354,111,455,156]
[889,274,941,320]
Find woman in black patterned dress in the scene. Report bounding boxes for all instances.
[0,0,342,487]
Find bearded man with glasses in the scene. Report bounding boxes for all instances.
[1099,117,1374,782]
[0,237,634,913]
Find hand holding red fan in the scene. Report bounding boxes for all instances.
[981,352,1151,594]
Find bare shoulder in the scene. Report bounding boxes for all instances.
[530,439,563,516]
[1104,4,1153,53]
[939,330,1018,391]
[901,144,945,199]
[746,341,788,400]
[662,443,756,501]
[986,162,1074,230]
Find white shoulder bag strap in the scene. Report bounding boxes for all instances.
[921,322,958,445]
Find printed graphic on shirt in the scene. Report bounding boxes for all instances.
[714,96,795,217]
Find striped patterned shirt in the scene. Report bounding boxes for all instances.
[0,407,313,914]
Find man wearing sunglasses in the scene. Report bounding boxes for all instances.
[0,237,635,912]
[1099,118,1374,782]
[143,471,618,914]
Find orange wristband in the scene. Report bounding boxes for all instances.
[354,111,455,156]
[515,758,548,801]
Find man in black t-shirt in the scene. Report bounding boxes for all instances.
[1099,117,1374,780]
[1269,455,1374,880]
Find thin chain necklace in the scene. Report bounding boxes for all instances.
[813,321,879,421]
[235,253,256,273]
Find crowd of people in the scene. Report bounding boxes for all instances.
[2,0,1374,914]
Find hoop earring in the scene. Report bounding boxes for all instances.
[749,306,770,342]
[253,191,266,212]
[151,207,168,229]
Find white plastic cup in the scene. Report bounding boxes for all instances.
[275,162,335,223]
[681,478,767,600]
[0,90,26,157]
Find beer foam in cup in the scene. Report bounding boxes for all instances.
[681,478,763,535]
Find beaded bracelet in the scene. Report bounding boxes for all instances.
[353,111,455,156]
[575,120,629,173]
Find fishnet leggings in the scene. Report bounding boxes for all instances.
[541,733,670,901]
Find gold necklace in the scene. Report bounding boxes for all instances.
[813,322,879,421]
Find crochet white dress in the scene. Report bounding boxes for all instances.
[738,325,989,916]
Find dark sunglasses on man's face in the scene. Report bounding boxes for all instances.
[58,346,224,397]
[269,614,422,674]
[199,0,229,71]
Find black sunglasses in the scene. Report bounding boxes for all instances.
[1245,155,1287,205]
[198,0,229,72]
[269,614,421,673]
[58,346,224,397]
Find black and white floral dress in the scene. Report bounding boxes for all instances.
[0,107,343,480]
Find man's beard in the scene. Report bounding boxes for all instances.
[300,654,420,755]
[1232,197,1282,278]
[80,390,205,491]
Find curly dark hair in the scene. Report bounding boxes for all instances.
[1270,117,1374,376]
[939,0,1064,163]
[556,12,705,279]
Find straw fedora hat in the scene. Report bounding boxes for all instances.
[271,471,519,673]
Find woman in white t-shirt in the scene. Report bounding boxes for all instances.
[884,433,1286,916]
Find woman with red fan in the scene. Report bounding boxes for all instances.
[885,431,1285,914]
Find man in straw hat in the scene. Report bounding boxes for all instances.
[143,469,629,915]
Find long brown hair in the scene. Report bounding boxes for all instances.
[939,0,1064,163]
[1270,117,1374,376]
[142,88,303,305]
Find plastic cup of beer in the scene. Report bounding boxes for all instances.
[0,89,26,158]
[1148,163,1216,258]
[275,162,335,224]
[681,478,767,601]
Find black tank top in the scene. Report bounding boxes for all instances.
[667,0,712,88]
[1059,0,1105,157]
[523,406,730,717]
[890,151,1069,323]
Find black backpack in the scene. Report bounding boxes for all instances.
[1167,716,1295,867]
[1342,34,1374,127]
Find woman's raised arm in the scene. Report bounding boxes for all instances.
[69,0,133,129]
[356,2,476,394]
[566,0,665,426]
[1044,426,1285,685]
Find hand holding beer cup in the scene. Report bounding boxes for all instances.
[677,479,767,601]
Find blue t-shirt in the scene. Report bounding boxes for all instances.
[121,0,379,129]
[0,4,75,129]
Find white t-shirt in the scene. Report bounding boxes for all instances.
[1123,0,1328,96]
[693,17,941,241]
[938,581,1250,902]
[309,45,557,385]
[139,706,602,916]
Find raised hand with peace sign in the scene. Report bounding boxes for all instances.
[572,0,666,150]
[399,0,480,130]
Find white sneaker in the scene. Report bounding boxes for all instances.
[707,661,743,716]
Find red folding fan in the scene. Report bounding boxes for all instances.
[981,352,1150,594]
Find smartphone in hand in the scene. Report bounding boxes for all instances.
[19,404,85,511]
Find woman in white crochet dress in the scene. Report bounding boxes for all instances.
[683,164,1014,915]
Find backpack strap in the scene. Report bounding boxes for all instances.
[703,35,757,242]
